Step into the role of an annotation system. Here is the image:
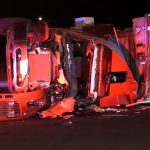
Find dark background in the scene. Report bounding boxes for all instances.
[0,0,149,28]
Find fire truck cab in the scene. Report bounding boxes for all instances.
[0,18,50,120]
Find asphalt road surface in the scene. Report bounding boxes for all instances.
[0,105,150,150]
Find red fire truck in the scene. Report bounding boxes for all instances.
[0,14,149,120]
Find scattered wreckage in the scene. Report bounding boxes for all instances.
[0,14,149,120]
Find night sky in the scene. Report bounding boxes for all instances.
[0,0,149,28]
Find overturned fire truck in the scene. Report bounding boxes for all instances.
[0,14,149,120]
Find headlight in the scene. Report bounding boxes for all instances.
[27,99,45,108]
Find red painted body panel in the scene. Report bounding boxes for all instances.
[0,89,47,121]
